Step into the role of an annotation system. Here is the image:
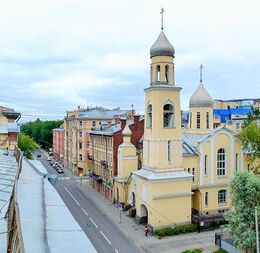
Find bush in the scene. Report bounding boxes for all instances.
[182,249,202,253]
[154,224,197,237]
[213,249,228,253]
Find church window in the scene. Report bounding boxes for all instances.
[218,189,227,204]
[190,112,192,128]
[235,153,238,172]
[206,112,209,129]
[167,140,171,161]
[165,65,169,83]
[163,103,174,128]
[147,104,152,128]
[192,168,195,182]
[217,148,226,176]
[197,112,200,129]
[205,192,208,206]
[204,155,208,175]
[156,65,160,82]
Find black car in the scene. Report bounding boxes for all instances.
[37,154,41,157]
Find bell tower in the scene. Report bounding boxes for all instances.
[143,9,182,172]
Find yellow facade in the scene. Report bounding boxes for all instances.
[114,23,246,231]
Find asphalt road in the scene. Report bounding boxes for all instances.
[37,150,143,253]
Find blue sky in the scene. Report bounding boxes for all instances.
[0,0,259,121]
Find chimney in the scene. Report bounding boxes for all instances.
[134,115,140,125]
[120,118,126,130]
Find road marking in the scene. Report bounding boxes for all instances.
[100,230,111,245]
[81,207,88,216]
[114,249,119,253]
[90,218,98,228]
[64,187,80,206]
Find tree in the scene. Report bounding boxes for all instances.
[224,173,260,252]
[240,108,260,174]
[18,133,38,159]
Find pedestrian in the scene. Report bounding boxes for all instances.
[144,225,149,236]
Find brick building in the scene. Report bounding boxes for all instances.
[89,115,144,202]
[52,125,64,162]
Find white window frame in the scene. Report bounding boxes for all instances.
[217,148,226,176]
[218,189,227,204]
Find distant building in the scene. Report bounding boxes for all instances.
[214,98,260,109]
[64,106,134,176]
[0,106,20,150]
[89,115,144,202]
[52,125,64,162]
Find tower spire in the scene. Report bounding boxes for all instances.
[199,64,204,83]
[160,7,165,30]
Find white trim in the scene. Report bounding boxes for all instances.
[200,144,204,185]
[153,192,193,200]
[199,182,229,189]
[210,138,214,184]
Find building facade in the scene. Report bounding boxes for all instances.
[52,125,64,162]
[89,116,144,202]
[0,106,20,151]
[114,21,245,230]
[64,106,133,176]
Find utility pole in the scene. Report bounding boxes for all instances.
[256,207,259,253]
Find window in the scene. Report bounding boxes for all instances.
[147,104,152,128]
[197,112,200,129]
[192,168,195,182]
[163,103,174,128]
[165,65,169,82]
[79,142,82,149]
[218,190,227,204]
[236,123,240,130]
[79,121,82,127]
[168,140,171,161]
[188,168,191,173]
[205,192,208,206]
[79,131,82,138]
[156,65,160,82]
[217,148,226,176]
[79,154,82,161]
[190,112,192,128]
[206,112,209,129]
[204,155,208,175]
[235,153,238,172]
[214,114,220,120]
[92,121,96,127]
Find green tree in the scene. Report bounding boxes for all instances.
[224,173,260,252]
[18,133,38,159]
[20,119,63,149]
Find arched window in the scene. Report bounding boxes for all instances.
[235,153,238,172]
[217,148,226,176]
[192,168,195,182]
[204,155,208,175]
[218,189,227,204]
[197,112,200,129]
[156,65,160,82]
[190,112,192,128]
[147,104,152,128]
[163,103,174,128]
[205,192,208,206]
[165,65,169,83]
[206,112,209,129]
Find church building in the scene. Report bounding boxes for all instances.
[114,11,244,230]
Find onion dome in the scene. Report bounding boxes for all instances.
[150,31,175,57]
[122,125,132,136]
[189,82,214,108]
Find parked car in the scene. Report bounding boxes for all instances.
[37,153,41,157]
[47,157,51,161]
[57,168,64,174]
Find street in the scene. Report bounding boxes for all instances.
[37,150,143,253]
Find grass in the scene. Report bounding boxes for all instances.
[213,249,228,253]
[182,249,202,253]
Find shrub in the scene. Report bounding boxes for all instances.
[154,224,197,237]
[182,249,202,253]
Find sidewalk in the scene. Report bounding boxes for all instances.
[62,166,220,253]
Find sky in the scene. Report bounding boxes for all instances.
[0,0,260,122]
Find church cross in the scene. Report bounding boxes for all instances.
[160,7,165,30]
[199,64,204,82]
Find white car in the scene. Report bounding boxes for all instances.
[47,157,52,161]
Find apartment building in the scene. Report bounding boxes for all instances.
[52,125,64,162]
[64,106,133,176]
[0,106,20,150]
[89,116,144,202]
